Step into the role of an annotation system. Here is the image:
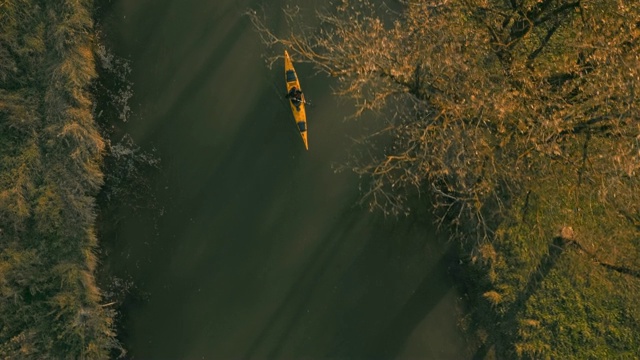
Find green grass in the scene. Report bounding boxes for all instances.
[465,150,640,358]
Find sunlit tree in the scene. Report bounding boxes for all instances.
[249,0,640,236]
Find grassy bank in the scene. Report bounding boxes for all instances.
[459,136,640,358]
[0,0,120,357]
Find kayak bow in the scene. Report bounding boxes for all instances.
[284,50,308,150]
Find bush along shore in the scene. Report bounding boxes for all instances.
[0,0,121,357]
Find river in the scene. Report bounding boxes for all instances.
[97,0,469,358]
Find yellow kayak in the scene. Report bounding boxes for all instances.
[284,50,308,150]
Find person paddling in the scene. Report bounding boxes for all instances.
[285,86,303,106]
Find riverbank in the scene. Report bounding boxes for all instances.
[455,142,640,358]
[0,0,120,357]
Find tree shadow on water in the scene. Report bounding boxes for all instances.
[243,207,363,360]
[362,246,458,360]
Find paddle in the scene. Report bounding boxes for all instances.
[287,96,313,107]
[299,98,313,107]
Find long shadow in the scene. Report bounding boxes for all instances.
[135,78,300,281]
[364,245,458,359]
[568,240,640,280]
[147,7,287,139]
[243,205,363,359]
[152,3,244,106]
[472,237,567,359]
[150,18,248,128]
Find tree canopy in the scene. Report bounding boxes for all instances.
[250,0,639,223]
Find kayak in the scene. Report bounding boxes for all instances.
[284,50,308,150]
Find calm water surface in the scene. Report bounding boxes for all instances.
[99,0,469,358]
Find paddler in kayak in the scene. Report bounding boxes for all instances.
[285,86,303,106]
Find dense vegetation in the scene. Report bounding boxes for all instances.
[249,0,640,358]
[0,0,120,358]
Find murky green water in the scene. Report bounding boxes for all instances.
[98,0,469,358]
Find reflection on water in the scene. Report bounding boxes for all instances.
[98,0,470,358]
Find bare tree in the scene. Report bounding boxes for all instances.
[248,0,640,242]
